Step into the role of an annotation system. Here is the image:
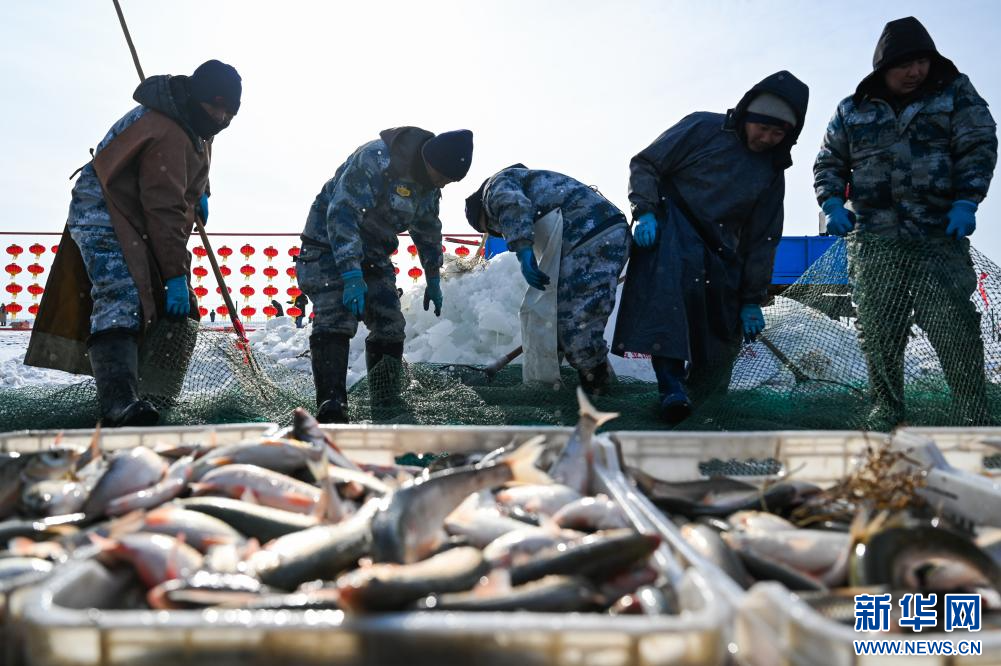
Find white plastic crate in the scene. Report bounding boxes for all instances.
[609,428,1001,666]
[4,424,732,666]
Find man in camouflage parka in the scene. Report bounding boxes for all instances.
[815,16,998,427]
[464,166,630,394]
[297,127,473,423]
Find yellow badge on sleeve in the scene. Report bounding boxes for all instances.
[395,185,412,197]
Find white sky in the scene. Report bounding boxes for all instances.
[3,0,1001,262]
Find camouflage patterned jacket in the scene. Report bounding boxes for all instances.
[815,74,998,236]
[301,127,444,278]
[480,168,625,253]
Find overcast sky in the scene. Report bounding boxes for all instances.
[3,0,1001,263]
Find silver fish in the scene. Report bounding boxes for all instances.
[190,464,321,515]
[105,455,195,516]
[548,388,617,496]
[84,447,166,517]
[552,495,629,532]
[191,439,318,480]
[371,437,551,564]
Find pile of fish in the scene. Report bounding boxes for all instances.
[633,443,1001,631]
[0,389,669,616]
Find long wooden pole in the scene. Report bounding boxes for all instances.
[110,0,246,343]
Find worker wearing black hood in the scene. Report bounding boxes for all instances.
[25,60,241,428]
[297,127,474,423]
[814,17,998,428]
[612,71,809,424]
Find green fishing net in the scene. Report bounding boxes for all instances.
[2,235,1000,433]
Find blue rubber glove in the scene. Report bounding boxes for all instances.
[740,304,765,342]
[946,200,977,239]
[164,276,190,317]
[198,193,209,223]
[822,198,854,237]
[515,248,551,291]
[341,270,367,317]
[423,277,443,317]
[633,212,658,248]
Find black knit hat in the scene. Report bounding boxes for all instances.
[189,60,242,114]
[422,130,474,181]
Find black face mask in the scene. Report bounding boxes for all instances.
[186,97,226,139]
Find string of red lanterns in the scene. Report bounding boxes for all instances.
[3,237,475,323]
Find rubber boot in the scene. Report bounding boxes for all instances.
[366,340,405,416]
[652,356,692,424]
[87,328,159,428]
[865,361,905,431]
[578,361,612,396]
[310,331,351,424]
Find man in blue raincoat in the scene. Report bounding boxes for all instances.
[613,72,809,424]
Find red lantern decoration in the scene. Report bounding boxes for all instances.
[240,244,255,260]
[309,311,315,320]
[194,286,208,299]
[264,246,279,262]
[240,264,256,281]
[216,305,229,317]
[286,267,297,282]
[287,286,302,299]
[263,266,279,281]
[5,283,23,299]
[216,286,232,294]
[392,249,399,256]
[287,306,302,318]
[5,244,23,259]
[220,265,232,277]
[198,306,208,318]
[193,266,209,281]
[407,244,418,257]
[442,245,447,253]
[456,246,470,257]
[288,246,300,258]
[217,246,233,262]
[51,245,59,255]
[27,284,44,300]
[27,264,44,279]
[4,264,21,277]
[240,306,256,319]
[28,243,45,259]
[239,285,255,302]
[263,305,278,319]
[263,285,279,298]
[192,246,208,259]
[407,267,423,282]
[394,266,400,275]
[6,302,22,319]
[28,303,39,317]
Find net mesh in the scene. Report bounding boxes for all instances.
[2,235,1000,432]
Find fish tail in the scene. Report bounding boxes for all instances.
[108,509,146,540]
[576,387,618,428]
[506,436,553,486]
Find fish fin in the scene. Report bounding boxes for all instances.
[241,538,260,559]
[108,509,147,540]
[209,456,232,467]
[88,531,118,553]
[286,492,318,509]
[576,386,618,428]
[505,436,553,486]
[475,568,512,597]
[8,536,35,556]
[201,535,238,548]
[166,533,186,581]
[188,482,214,496]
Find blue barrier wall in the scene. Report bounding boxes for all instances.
[484,234,846,285]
